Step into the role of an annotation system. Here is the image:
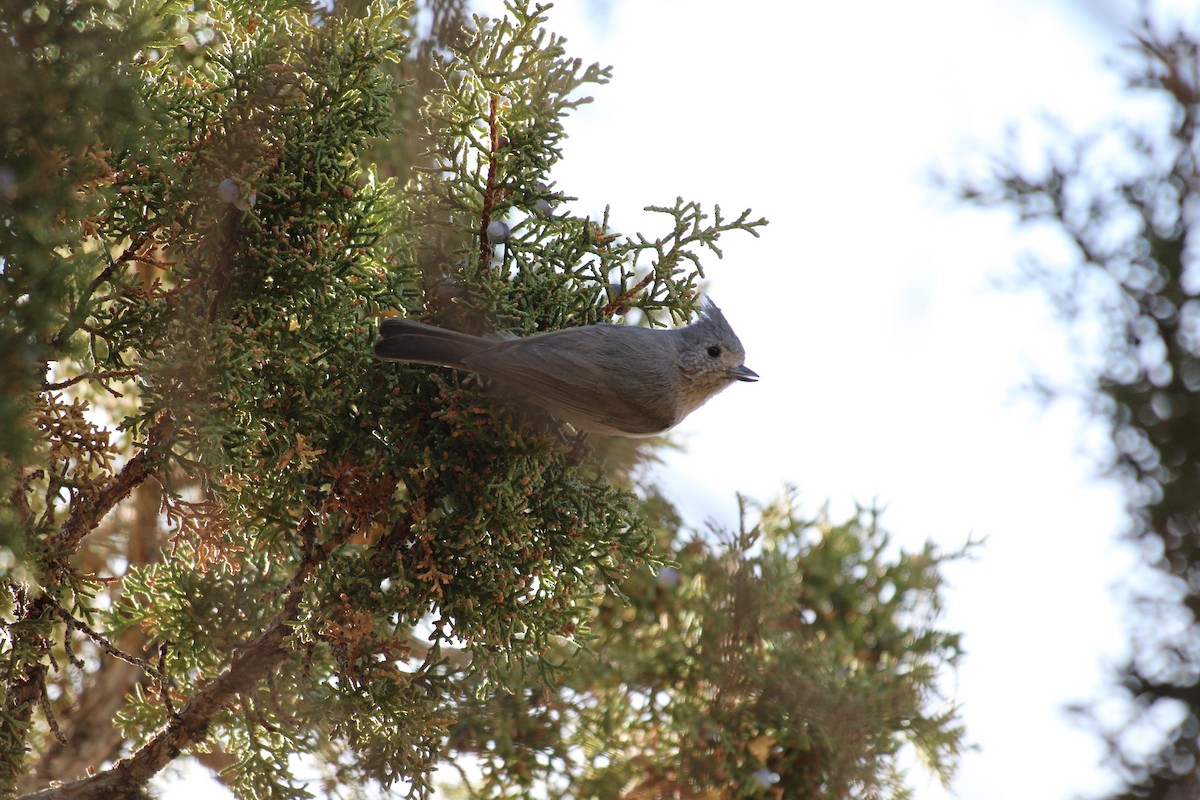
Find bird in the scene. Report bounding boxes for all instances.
[373,299,757,437]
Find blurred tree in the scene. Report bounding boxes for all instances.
[955,15,1200,800]
[2,1,965,798]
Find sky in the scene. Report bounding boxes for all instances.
[535,1,1177,799]
[159,1,1195,798]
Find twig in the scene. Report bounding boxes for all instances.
[52,266,115,351]
[49,412,174,559]
[599,272,654,319]
[50,229,167,351]
[44,369,140,395]
[61,623,83,670]
[477,93,501,270]
[39,683,67,746]
[47,595,168,687]
[9,470,43,525]
[157,645,175,718]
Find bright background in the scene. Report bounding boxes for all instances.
[161,1,1195,797]
[541,2,1175,799]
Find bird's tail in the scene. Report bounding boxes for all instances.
[373,318,488,368]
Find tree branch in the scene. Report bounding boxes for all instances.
[477,93,501,270]
[47,412,174,561]
[19,510,387,800]
[43,368,140,396]
[23,481,164,792]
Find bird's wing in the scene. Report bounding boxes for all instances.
[464,330,675,435]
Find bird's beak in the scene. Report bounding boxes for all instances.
[730,364,759,382]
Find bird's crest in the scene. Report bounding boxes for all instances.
[696,297,736,337]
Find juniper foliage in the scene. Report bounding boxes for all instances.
[2,1,965,798]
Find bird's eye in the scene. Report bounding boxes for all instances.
[706,345,721,358]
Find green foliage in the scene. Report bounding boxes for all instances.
[589,492,965,800]
[0,0,176,549]
[434,489,967,799]
[2,1,964,798]
[404,1,765,333]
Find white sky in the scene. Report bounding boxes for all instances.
[158,1,1199,798]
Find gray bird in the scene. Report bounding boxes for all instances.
[373,299,757,436]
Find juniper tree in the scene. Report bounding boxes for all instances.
[2,1,966,798]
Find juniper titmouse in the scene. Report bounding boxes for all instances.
[373,299,757,436]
